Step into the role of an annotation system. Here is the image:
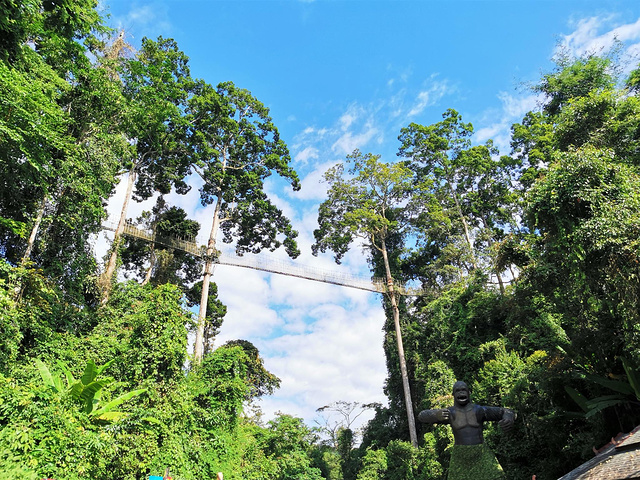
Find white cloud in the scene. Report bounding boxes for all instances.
[407,76,451,117]
[108,1,173,40]
[497,92,539,120]
[331,121,382,155]
[474,124,503,145]
[339,109,359,131]
[474,92,540,152]
[254,297,388,430]
[214,266,283,342]
[295,161,335,201]
[294,146,319,165]
[558,16,640,63]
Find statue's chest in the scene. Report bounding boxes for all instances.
[451,406,479,429]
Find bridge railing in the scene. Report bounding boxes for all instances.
[102,222,427,296]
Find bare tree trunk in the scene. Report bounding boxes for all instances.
[101,168,136,304]
[381,239,418,447]
[481,218,505,294]
[22,195,47,264]
[446,179,476,270]
[141,245,156,286]
[141,220,158,286]
[509,265,517,282]
[15,195,48,301]
[193,195,222,363]
[495,271,505,294]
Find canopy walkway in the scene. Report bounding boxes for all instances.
[102,222,425,296]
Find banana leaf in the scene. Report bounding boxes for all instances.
[81,360,98,386]
[622,358,640,399]
[584,394,628,418]
[90,388,147,419]
[564,386,589,413]
[35,359,56,391]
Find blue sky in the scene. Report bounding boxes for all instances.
[98,0,640,434]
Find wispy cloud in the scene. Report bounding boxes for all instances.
[474,92,540,153]
[339,104,362,131]
[290,102,384,168]
[332,122,382,156]
[294,146,319,165]
[107,1,173,41]
[557,15,640,67]
[497,92,539,119]
[294,161,335,201]
[289,71,456,172]
[407,76,451,117]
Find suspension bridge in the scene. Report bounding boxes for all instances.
[102,222,426,296]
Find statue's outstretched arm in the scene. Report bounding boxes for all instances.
[482,406,516,432]
[417,408,450,424]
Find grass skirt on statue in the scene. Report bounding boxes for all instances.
[447,443,505,480]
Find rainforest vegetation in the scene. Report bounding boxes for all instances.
[1,1,640,479]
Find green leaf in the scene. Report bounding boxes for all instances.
[52,374,64,393]
[584,395,628,418]
[81,360,98,385]
[35,358,57,392]
[90,388,147,418]
[94,411,127,422]
[96,359,115,377]
[622,358,640,400]
[564,386,589,413]
[56,360,75,387]
[584,373,635,395]
[69,381,83,401]
[79,379,110,413]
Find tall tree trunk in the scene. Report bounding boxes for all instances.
[193,194,222,363]
[141,245,156,286]
[446,178,476,270]
[509,265,517,282]
[495,269,505,294]
[22,194,47,264]
[481,218,505,294]
[381,238,418,447]
[15,194,48,301]
[141,219,158,286]
[101,167,136,304]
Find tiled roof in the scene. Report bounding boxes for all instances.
[558,426,640,480]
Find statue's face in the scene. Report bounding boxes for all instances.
[453,382,470,406]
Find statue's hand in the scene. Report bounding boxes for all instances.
[437,409,450,422]
[498,409,515,433]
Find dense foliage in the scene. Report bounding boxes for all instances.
[0,2,315,479]
[352,53,640,480]
[1,1,639,479]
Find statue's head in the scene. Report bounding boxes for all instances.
[452,381,471,407]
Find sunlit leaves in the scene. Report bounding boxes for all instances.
[313,150,415,264]
[188,80,301,258]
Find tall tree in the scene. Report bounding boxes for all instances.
[398,110,518,291]
[101,37,194,300]
[31,52,128,303]
[398,110,477,273]
[0,2,127,302]
[187,80,300,362]
[312,150,420,447]
[185,281,227,356]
